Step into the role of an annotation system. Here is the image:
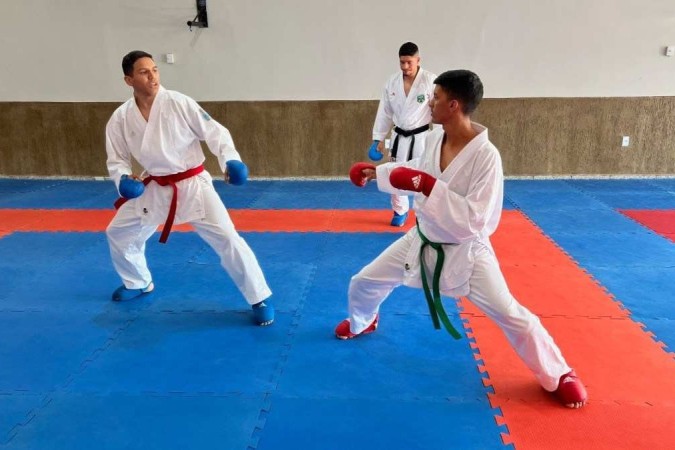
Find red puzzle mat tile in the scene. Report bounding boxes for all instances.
[461,211,675,449]
[0,209,417,233]
[620,209,675,242]
[491,214,573,267]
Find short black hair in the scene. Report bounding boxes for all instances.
[398,42,419,57]
[433,70,484,115]
[122,50,153,76]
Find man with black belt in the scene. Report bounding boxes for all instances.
[367,42,437,227]
[105,50,274,326]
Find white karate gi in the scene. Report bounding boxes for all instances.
[348,123,571,391]
[372,68,436,215]
[105,86,271,304]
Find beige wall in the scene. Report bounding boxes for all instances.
[1,98,673,177]
[2,2,674,177]
[2,1,675,102]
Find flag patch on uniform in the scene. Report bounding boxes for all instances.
[200,109,211,121]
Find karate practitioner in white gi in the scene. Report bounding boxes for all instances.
[368,42,436,227]
[105,51,274,326]
[340,70,587,408]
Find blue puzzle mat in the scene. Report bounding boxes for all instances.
[2,178,673,449]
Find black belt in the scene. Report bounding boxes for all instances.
[391,124,430,161]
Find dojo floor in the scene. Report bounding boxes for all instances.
[1,178,674,450]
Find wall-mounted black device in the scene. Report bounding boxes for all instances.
[187,0,208,31]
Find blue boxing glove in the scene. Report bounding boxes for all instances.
[226,160,249,186]
[118,174,145,199]
[368,141,383,161]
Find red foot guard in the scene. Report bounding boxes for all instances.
[554,370,588,408]
[335,315,379,340]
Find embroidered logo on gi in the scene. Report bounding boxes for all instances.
[412,175,422,189]
[200,109,211,121]
[416,94,425,104]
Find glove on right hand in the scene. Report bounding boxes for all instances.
[118,174,145,199]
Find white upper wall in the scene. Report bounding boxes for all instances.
[1,0,674,101]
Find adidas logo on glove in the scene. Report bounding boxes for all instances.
[388,167,437,197]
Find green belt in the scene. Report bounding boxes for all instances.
[417,222,462,339]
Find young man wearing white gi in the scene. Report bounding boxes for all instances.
[367,42,437,227]
[340,70,587,408]
[105,50,274,326]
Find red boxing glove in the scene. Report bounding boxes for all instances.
[389,167,437,196]
[349,162,376,187]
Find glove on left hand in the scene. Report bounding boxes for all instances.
[389,167,436,197]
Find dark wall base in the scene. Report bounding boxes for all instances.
[1,97,673,177]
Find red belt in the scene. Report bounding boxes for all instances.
[114,164,205,243]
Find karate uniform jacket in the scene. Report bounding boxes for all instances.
[372,68,437,142]
[106,86,240,225]
[375,123,504,297]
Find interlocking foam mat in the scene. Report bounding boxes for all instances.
[1,178,673,449]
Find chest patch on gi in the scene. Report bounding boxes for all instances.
[417,94,425,104]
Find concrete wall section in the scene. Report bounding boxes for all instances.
[1,98,673,177]
[475,97,675,175]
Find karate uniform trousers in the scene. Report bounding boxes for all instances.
[106,171,272,305]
